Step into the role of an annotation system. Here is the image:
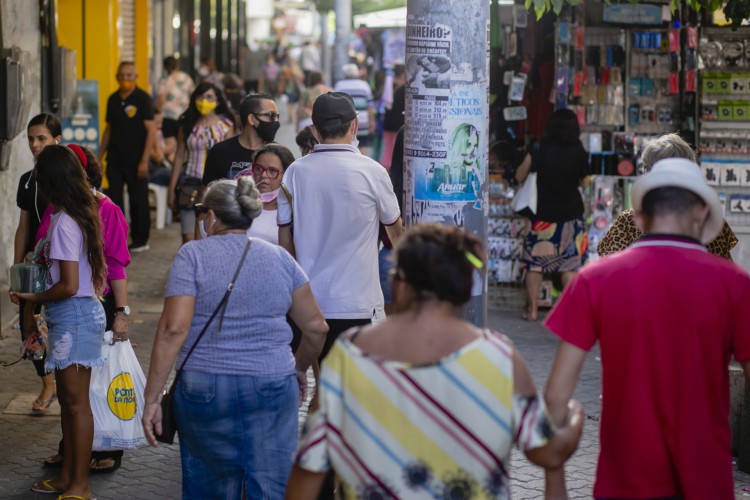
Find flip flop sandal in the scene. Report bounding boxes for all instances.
[30,480,63,494]
[521,312,538,322]
[89,455,121,474]
[43,454,64,468]
[32,395,58,412]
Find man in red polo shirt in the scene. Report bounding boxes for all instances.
[543,158,750,499]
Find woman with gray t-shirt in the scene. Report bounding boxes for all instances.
[142,177,328,499]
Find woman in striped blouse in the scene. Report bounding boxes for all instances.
[287,224,583,499]
[168,82,235,243]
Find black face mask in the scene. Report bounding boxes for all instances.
[255,120,280,143]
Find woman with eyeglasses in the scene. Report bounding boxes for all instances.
[246,144,295,244]
[143,176,328,499]
[167,82,236,243]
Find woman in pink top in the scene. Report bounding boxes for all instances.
[167,82,235,243]
[35,145,132,474]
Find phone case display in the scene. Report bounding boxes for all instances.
[555,25,626,130]
[487,173,526,284]
[698,27,750,226]
[486,172,527,311]
[626,29,681,135]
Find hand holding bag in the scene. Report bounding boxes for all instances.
[512,144,539,218]
[511,171,538,218]
[10,238,48,294]
[91,332,149,450]
[157,238,252,444]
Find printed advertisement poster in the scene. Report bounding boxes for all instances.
[405,22,485,203]
[61,80,100,155]
[381,28,406,68]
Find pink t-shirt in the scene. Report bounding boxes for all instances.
[45,211,95,297]
[544,235,750,499]
[36,196,130,291]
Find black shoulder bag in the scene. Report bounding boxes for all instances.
[157,237,252,444]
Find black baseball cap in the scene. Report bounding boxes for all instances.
[312,92,357,128]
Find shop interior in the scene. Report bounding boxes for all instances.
[487,0,750,308]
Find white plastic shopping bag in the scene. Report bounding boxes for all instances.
[511,172,537,218]
[91,331,148,451]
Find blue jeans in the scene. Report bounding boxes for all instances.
[378,247,393,305]
[174,371,299,500]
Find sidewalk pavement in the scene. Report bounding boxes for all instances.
[1,223,749,499]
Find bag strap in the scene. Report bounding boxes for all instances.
[281,183,292,205]
[171,237,252,384]
[529,141,542,174]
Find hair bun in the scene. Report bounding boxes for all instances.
[235,176,263,220]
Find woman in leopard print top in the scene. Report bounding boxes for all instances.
[597,134,737,259]
[597,209,737,258]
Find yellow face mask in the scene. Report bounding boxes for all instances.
[196,99,218,116]
[119,80,136,92]
[120,80,135,92]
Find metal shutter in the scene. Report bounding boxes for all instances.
[119,0,136,62]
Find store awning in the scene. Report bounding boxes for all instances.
[353,7,407,29]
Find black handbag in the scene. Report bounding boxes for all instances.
[157,238,252,444]
[175,176,203,211]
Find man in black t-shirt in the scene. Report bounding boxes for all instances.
[99,62,157,252]
[15,171,48,257]
[201,93,279,187]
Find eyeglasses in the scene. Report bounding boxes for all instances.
[193,203,210,217]
[253,111,281,122]
[251,163,282,179]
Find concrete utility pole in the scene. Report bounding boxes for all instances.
[332,0,351,84]
[319,12,331,85]
[403,0,490,326]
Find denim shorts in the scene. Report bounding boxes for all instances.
[44,297,106,372]
[174,371,298,500]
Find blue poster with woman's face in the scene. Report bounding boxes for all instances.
[414,122,481,202]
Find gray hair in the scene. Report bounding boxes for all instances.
[203,177,263,229]
[641,134,696,172]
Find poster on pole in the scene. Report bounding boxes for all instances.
[404,0,490,322]
[405,21,486,205]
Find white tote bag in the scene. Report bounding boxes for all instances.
[90,331,148,451]
[512,172,538,217]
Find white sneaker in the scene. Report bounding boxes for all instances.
[129,244,150,253]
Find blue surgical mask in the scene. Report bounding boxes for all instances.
[351,138,360,148]
[199,219,208,239]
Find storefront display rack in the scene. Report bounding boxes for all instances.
[698,27,750,230]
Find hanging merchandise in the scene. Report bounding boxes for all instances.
[625,29,681,136]
[697,27,750,235]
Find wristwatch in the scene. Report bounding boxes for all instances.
[114,306,131,316]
